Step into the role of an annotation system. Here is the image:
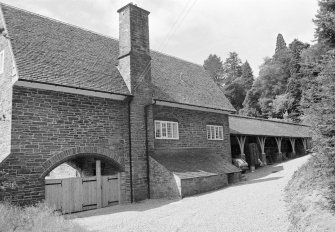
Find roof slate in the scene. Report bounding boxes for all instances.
[229,115,311,138]
[1,4,235,111]
[152,148,241,179]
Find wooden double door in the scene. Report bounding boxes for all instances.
[45,174,120,214]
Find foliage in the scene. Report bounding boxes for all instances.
[285,1,335,230]
[222,52,242,86]
[236,60,254,91]
[285,39,310,122]
[241,34,309,119]
[271,93,294,118]
[203,54,224,85]
[224,82,245,111]
[275,33,287,54]
[313,0,335,47]
[240,85,262,117]
[0,202,88,232]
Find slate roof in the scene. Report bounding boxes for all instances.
[1,4,235,112]
[152,148,241,179]
[229,115,311,138]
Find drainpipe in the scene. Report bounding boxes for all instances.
[127,96,134,203]
[144,104,151,199]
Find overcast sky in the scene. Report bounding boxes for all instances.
[1,0,318,76]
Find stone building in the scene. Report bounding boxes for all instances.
[0,3,243,210]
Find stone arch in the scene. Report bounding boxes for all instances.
[40,147,124,178]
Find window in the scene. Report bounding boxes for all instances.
[155,120,179,139]
[0,50,4,74]
[207,125,223,140]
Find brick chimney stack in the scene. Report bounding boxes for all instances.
[117,3,153,202]
[117,3,151,93]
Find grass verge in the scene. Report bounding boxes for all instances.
[285,153,335,232]
[0,202,88,232]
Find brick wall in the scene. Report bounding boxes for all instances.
[118,4,153,201]
[152,105,232,161]
[0,86,131,205]
[149,157,180,199]
[0,15,15,163]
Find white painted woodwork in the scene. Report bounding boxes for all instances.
[289,138,296,153]
[257,136,267,165]
[302,138,308,151]
[14,80,127,100]
[275,137,283,154]
[154,100,232,114]
[236,136,246,158]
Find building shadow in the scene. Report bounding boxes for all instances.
[66,164,285,219]
[65,198,180,219]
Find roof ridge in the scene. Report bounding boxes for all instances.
[0,2,119,42]
[1,2,206,70]
[229,114,310,127]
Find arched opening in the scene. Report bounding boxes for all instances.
[45,154,123,179]
[43,148,123,214]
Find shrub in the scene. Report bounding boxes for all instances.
[0,202,88,232]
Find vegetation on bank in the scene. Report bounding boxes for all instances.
[285,0,335,231]
[0,202,87,232]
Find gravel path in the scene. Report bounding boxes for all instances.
[70,155,310,232]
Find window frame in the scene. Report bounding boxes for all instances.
[155,120,179,140]
[206,125,224,140]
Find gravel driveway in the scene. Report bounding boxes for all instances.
[70,155,310,232]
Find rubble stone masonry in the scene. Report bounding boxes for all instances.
[0,86,131,205]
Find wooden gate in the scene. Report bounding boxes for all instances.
[45,174,119,214]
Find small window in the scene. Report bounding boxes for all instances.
[207,125,223,140]
[155,120,179,139]
[0,50,4,74]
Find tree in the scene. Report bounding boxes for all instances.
[240,85,262,117]
[285,39,310,122]
[275,33,287,54]
[203,54,224,85]
[222,52,242,86]
[224,82,245,112]
[237,60,254,91]
[313,0,335,47]
[272,93,294,119]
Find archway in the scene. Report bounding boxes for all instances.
[42,147,124,214]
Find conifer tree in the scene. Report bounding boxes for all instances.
[238,61,254,91]
[314,0,335,47]
[275,33,287,54]
[203,54,224,85]
[222,52,242,86]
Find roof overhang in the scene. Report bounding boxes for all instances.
[14,79,130,101]
[229,132,311,139]
[153,99,233,114]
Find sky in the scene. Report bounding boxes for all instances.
[1,0,319,76]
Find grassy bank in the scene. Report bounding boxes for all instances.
[285,153,335,232]
[0,202,87,232]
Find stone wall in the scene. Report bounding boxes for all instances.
[180,174,228,197]
[0,86,131,205]
[149,157,180,199]
[152,105,232,161]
